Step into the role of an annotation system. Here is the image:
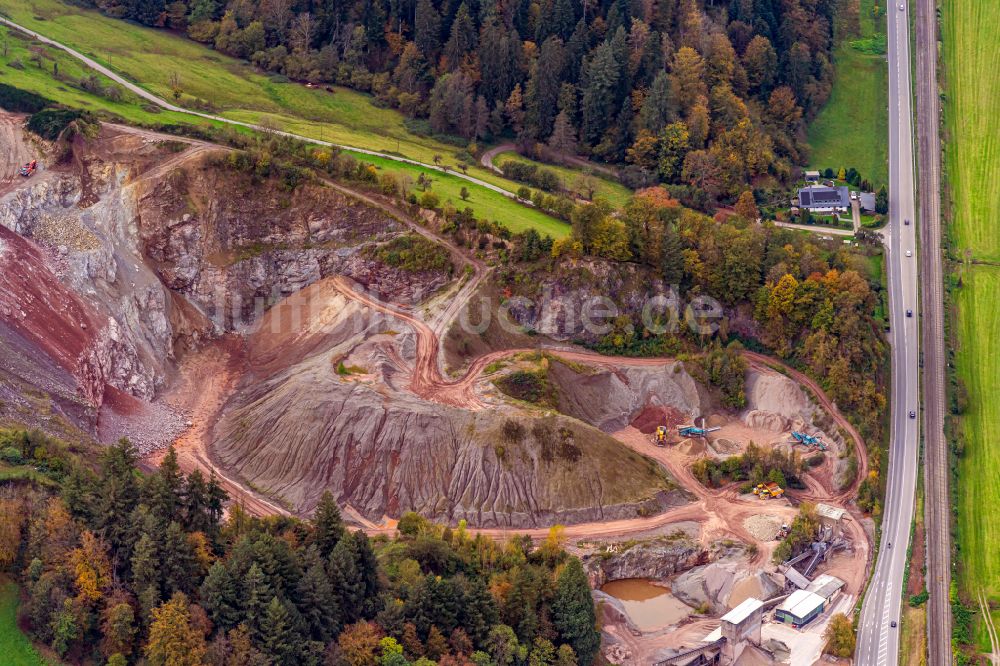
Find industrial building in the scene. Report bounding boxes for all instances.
[815,503,848,537]
[775,589,827,628]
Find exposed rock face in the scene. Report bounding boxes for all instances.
[0,224,143,408]
[0,121,679,528]
[505,260,677,343]
[584,535,704,588]
[0,124,449,435]
[136,162,448,329]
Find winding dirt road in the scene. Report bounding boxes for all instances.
[132,138,871,568]
[196,270,871,576]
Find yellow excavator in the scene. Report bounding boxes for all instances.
[654,426,669,446]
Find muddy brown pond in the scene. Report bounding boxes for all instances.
[600,578,692,631]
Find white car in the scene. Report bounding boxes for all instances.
[899,3,905,10]
[906,250,912,257]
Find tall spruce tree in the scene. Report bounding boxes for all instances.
[552,559,599,665]
[311,491,346,557]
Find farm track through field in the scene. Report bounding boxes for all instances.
[978,590,1000,665]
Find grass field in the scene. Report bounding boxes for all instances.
[901,605,927,666]
[0,579,47,666]
[0,0,584,235]
[807,0,888,187]
[494,151,633,208]
[954,267,1000,599]
[0,0,542,190]
[0,0,465,164]
[942,0,1000,262]
[351,152,570,238]
[0,25,202,127]
[943,0,1000,636]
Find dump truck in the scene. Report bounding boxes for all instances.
[753,482,785,500]
[654,426,669,446]
[19,160,37,177]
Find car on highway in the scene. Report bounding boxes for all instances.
[891,620,898,628]
[898,3,904,10]
[909,410,917,419]
[906,250,912,257]
[906,309,913,317]
[905,218,911,225]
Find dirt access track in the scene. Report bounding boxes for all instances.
[67,133,869,588]
[152,147,868,577]
[168,269,871,593]
[0,114,39,196]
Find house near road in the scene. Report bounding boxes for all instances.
[797,185,851,213]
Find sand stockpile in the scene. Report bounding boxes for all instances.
[744,369,814,420]
[743,514,784,541]
[743,409,790,433]
[678,438,708,455]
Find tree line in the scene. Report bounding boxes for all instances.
[1,438,600,665]
[84,0,842,204]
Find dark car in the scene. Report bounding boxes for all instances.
[905,218,911,225]
[891,620,898,628]
[909,410,916,418]
[906,309,913,317]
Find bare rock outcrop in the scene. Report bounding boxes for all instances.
[584,534,704,588]
[503,260,678,343]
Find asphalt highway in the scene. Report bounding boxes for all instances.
[855,1,921,664]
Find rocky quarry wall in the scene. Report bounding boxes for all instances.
[0,127,447,437]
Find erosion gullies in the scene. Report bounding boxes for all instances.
[209,280,676,525]
[0,133,203,410]
[0,118,676,527]
[0,223,139,411]
[0,116,850,532]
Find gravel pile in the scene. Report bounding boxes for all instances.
[743,513,784,541]
[33,212,101,251]
[99,400,188,456]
